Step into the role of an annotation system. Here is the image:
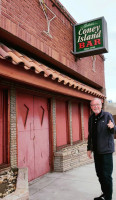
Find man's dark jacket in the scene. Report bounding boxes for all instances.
[87,110,115,154]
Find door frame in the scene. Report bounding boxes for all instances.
[16,89,53,173]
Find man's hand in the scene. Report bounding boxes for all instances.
[87,150,92,159]
[107,120,114,129]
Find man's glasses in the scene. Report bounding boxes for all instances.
[90,104,101,107]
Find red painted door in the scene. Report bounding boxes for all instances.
[0,89,8,165]
[34,96,50,178]
[56,100,69,147]
[0,90,3,164]
[83,103,90,139]
[17,92,50,181]
[72,102,82,142]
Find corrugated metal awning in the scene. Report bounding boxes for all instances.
[0,43,105,99]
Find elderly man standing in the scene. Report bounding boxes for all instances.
[87,98,116,200]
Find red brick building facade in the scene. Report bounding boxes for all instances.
[0,0,105,184]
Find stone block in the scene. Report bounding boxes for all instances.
[0,168,29,200]
[54,143,93,172]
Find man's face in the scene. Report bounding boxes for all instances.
[90,99,102,115]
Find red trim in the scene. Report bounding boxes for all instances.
[0,60,103,101]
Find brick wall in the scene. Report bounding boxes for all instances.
[0,0,105,88]
[54,143,93,172]
[54,142,116,172]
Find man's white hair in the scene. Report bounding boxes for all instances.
[90,98,102,105]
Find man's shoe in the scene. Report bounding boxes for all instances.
[94,194,105,200]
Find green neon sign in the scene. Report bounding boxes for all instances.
[73,17,108,58]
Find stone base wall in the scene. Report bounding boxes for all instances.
[0,168,18,198]
[54,140,116,172]
[0,168,29,200]
[54,142,93,172]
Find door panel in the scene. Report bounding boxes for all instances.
[34,129,50,177]
[17,93,34,181]
[72,102,82,142]
[34,96,50,177]
[34,96,49,130]
[0,90,8,165]
[0,90,3,164]
[17,92,50,181]
[83,103,90,139]
[17,93,34,132]
[18,130,35,180]
[56,100,69,147]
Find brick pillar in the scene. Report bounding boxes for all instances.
[10,87,17,167]
[51,98,56,152]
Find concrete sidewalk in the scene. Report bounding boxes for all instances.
[29,155,116,200]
